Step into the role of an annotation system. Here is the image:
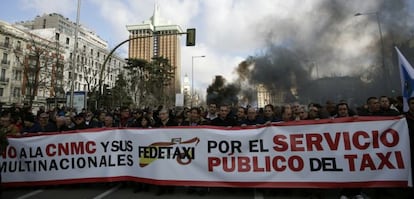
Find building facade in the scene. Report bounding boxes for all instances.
[14,13,127,110]
[0,20,69,108]
[0,20,27,108]
[126,5,182,106]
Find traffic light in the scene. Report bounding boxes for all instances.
[186,28,196,46]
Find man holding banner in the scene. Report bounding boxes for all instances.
[397,47,414,112]
[397,47,414,195]
[404,97,414,193]
[0,115,9,198]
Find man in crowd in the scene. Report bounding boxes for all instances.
[335,102,351,118]
[241,107,263,126]
[182,107,208,126]
[211,105,237,127]
[84,111,100,128]
[153,108,177,195]
[21,114,41,134]
[404,97,414,196]
[379,96,400,116]
[73,113,87,130]
[262,104,281,124]
[95,111,107,128]
[0,112,20,135]
[103,115,115,128]
[154,109,178,127]
[55,116,69,132]
[205,103,218,121]
[0,113,10,197]
[358,97,382,116]
[325,100,337,117]
[130,109,144,127]
[235,106,247,125]
[336,102,365,199]
[38,112,57,132]
[115,107,134,127]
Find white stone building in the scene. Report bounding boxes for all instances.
[13,13,127,109]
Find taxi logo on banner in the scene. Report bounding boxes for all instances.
[138,137,200,167]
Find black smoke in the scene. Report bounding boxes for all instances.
[206,75,240,106]
[227,0,414,106]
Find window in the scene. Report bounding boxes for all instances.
[13,88,20,97]
[1,69,5,80]
[16,41,21,50]
[66,37,70,45]
[2,53,8,63]
[14,70,22,80]
[4,37,9,47]
[55,33,60,41]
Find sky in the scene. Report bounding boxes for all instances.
[0,0,413,99]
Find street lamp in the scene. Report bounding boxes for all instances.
[354,12,388,92]
[191,55,205,107]
[69,0,81,112]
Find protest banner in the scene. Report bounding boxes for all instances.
[1,117,411,188]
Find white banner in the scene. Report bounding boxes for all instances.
[1,117,412,188]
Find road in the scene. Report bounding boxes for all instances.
[2,183,412,199]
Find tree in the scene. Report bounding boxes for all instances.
[146,56,175,107]
[111,73,133,108]
[15,34,63,109]
[124,56,174,108]
[125,58,148,106]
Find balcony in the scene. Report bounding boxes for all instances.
[11,78,22,86]
[0,42,10,49]
[9,96,22,104]
[0,78,9,85]
[14,46,23,54]
[1,60,10,67]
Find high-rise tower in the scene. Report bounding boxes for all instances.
[126,4,182,105]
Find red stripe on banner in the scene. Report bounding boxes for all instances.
[2,176,408,188]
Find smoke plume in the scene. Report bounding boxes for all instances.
[209,0,414,106]
[206,76,240,106]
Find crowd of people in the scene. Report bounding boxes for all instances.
[0,95,413,198]
[0,95,405,135]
